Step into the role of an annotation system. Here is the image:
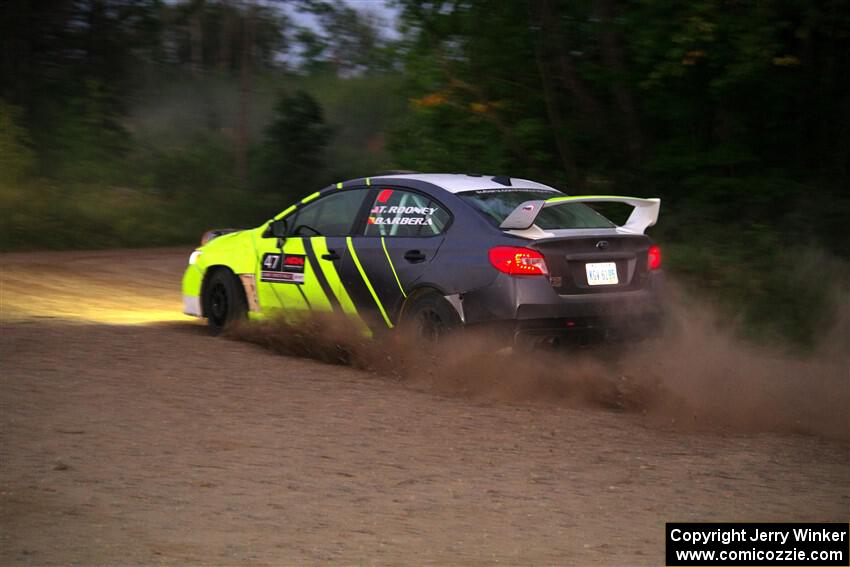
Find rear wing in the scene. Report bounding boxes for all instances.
[499,195,661,235]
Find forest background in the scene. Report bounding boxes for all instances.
[2,0,848,345]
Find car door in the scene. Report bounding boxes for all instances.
[254,188,370,322]
[338,186,452,329]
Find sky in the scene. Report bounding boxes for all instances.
[278,0,402,65]
[282,0,401,37]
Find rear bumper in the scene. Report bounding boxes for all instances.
[511,313,662,343]
[460,271,664,332]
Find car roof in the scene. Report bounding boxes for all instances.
[369,173,561,194]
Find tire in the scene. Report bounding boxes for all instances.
[402,292,462,341]
[203,269,247,335]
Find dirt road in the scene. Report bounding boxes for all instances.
[1,249,847,566]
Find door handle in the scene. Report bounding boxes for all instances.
[404,250,426,263]
[322,250,340,261]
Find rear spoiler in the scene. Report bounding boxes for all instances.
[499,195,661,235]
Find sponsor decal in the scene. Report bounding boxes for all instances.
[371,205,437,215]
[369,216,433,226]
[261,271,304,283]
[260,253,306,284]
[283,255,305,268]
[368,204,438,226]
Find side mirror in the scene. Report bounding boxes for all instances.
[269,219,287,238]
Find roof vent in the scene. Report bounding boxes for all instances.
[491,175,512,186]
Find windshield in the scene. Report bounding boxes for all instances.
[459,189,616,230]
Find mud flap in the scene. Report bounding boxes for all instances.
[238,274,260,312]
[444,293,465,323]
[183,295,202,317]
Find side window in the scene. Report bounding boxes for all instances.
[364,188,451,237]
[290,189,369,237]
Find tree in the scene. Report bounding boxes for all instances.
[293,0,397,76]
[251,90,332,197]
[0,101,35,183]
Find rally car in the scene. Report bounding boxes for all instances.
[182,173,663,343]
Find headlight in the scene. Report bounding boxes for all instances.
[189,250,203,265]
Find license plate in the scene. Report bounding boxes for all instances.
[585,262,618,286]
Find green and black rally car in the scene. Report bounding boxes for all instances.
[182,173,663,342]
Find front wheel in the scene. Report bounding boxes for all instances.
[203,270,247,335]
[402,292,462,341]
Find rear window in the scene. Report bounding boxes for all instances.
[459,189,615,230]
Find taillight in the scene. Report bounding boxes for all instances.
[647,244,661,270]
[488,246,549,276]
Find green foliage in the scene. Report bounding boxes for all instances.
[250,90,332,198]
[0,181,181,250]
[41,81,132,184]
[0,101,35,183]
[149,136,237,196]
[390,1,560,180]
[300,73,406,179]
[0,0,399,252]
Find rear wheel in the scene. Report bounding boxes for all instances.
[402,292,461,341]
[203,270,247,335]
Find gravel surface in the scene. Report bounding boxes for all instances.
[1,248,847,566]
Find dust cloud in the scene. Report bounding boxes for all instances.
[232,287,849,441]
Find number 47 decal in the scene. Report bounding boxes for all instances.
[263,254,280,269]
